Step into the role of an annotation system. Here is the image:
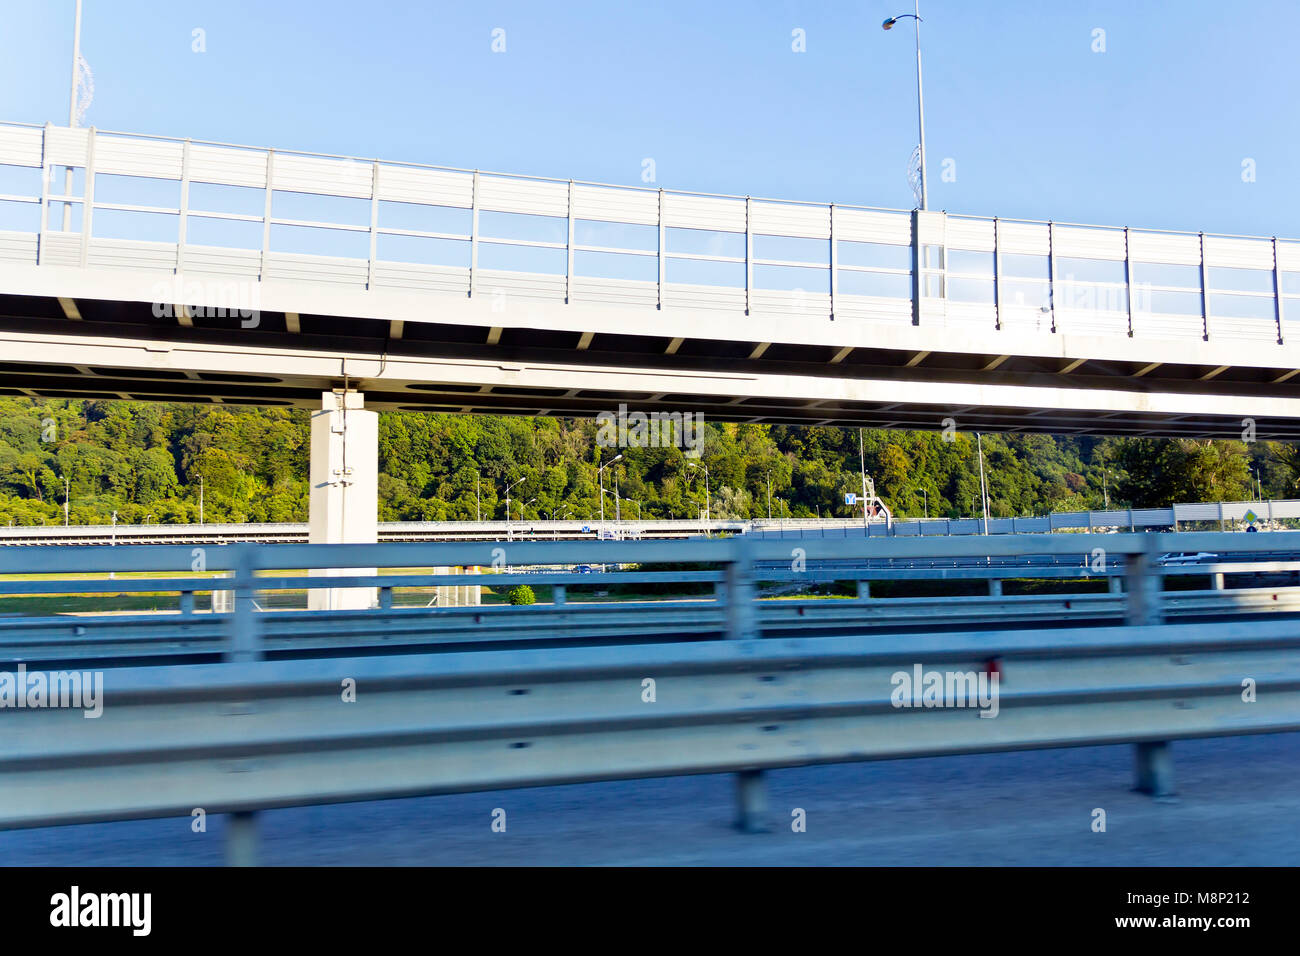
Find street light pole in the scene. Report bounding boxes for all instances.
[976,431,990,535]
[597,454,622,540]
[505,476,527,542]
[688,462,710,528]
[859,427,869,532]
[63,475,70,526]
[883,1,928,210]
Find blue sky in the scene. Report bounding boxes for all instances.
[1,0,1297,238]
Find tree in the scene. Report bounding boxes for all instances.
[505,585,536,605]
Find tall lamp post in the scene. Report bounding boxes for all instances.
[688,462,711,530]
[597,454,622,539]
[976,432,990,535]
[505,476,527,542]
[883,2,929,210]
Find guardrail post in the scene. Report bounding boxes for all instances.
[179,590,195,615]
[724,537,767,831]
[735,769,768,833]
[724,538,757,641]
[553,584,566,606]
[988,579,1002,596]
[1125,538,1163,626]
[857,580,870,600]
[227,545,262,662]
[1134,741,1175,797]
[226,810,258,866]
[1108,577,1122,594]
[379,585,393,609]
[1127,537,1172,797]
[1211,572,1224,591]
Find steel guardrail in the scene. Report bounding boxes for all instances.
[3,617,1298,849]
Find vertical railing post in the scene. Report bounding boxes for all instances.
[565,180,574,304]
[910,209,921,326]
[744,196,752,316]
[177,139,191,273]
[38,124,52,266]
[260,149,274,281]
[1126,534,1172,796]
[1046,220,1056,332]
[1125,535,1162,626]
[657,187,665,310]
[1123,226,1134,337]
[367,160,380,289]
[226,810,258,867]
[1134,741,1175,798]
[469,170,479,297]
[828,203,837,321]
[78,127,95,267]
[1273,237,1284,344]
[993,216,1002,330]
[227,544,262,663]
[723,536,756,641]
[724,536,765,831]
[1198,231,1210,341]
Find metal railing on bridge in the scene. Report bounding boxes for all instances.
[1,497,1293,545]
[2,121,1299,342]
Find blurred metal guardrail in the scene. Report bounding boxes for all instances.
[4,531,1300,865]
[5,584,1300,667]
[0,497,1293,545]
[3,616,1298,864]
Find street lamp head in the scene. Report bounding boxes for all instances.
[882,17,898,29]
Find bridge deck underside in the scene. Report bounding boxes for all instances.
[2,290,1299,438]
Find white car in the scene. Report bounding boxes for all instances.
[1158,551,1218,566]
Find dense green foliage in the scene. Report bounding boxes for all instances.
[0,397,1291,527]
[505,585,536,606]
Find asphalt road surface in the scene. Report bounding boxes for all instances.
[3,731,1296,866]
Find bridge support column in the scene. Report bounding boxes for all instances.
[226,810,258,866]
[1133,741,1175,797]
[309,390,378,611]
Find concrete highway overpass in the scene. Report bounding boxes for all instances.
[5,121,1300,604]
[0,122,1299,439]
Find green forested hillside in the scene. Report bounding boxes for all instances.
[0,397,1290,526]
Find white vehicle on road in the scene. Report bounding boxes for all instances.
[1157,551,1219,566]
